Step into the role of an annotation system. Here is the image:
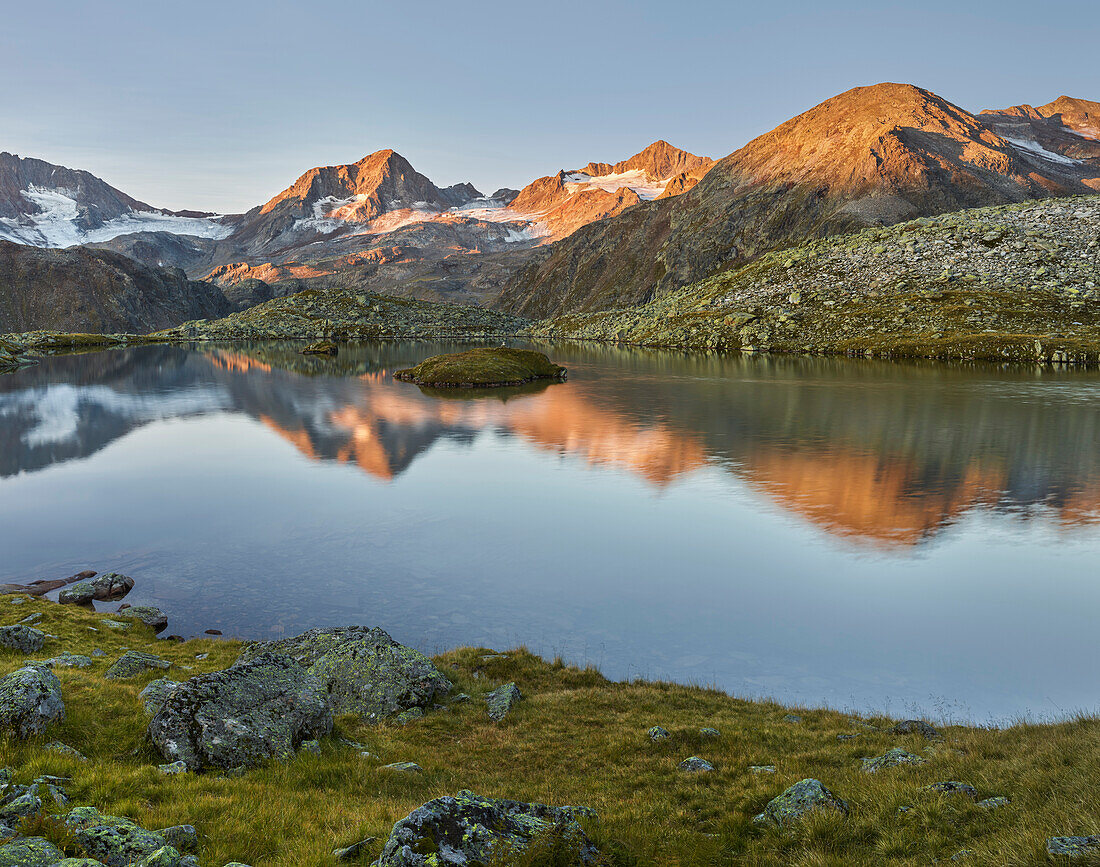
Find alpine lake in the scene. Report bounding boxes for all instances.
[2,339,1099,724]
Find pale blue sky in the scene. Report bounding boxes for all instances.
[3,0,1097,213]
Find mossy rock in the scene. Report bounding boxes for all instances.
[394,347,567,388]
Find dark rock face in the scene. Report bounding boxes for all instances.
[753,779,849,826]
[0,241,231,333]
[58,572,134,605]
[0,665,64,737]
[374,790,600,867]
[148,652,333,771]
[236,626,451,722]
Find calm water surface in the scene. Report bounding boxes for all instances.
[2,340,1099,723]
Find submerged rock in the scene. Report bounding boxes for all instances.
[753,779,849,826]
[0,665,64,737]
[148,652,332,771]
[58,572,135,606]
[105,651,171,680]
[486,682,522,721]
[861,748,928,773]
[373,790,600,866]
[394,347,567,388]
[236,626,451,722]
[0,624,46,654]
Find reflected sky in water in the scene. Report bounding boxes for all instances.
[2,340,1100,722]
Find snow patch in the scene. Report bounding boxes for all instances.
[0,185,232,248]
[1003,137,1081,166]
[562,169,669,201]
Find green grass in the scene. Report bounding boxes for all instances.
[394,347,567,387]
[2,598,1099,865]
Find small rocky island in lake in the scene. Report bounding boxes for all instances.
[394,346,567,388]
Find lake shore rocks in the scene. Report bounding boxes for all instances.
[148,652,332,771]
[114,606,168,633]
[105,651,171,680]
[58,573,135,606]
[0,665,64,737]
[236,626,451,722]
[1,571,96,598]
[373,790,601,867]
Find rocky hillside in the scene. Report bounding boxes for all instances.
[0,241,232,333]
[501,83,1100,318]
[528,194,1100,363]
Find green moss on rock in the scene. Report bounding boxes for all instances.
[394,347,567,388]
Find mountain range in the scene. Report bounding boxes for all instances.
[1,82,1098,333]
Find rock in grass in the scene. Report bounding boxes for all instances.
[373,789,600,867]
[978,796,1010,809]
[105,651,171,680]
[333,837,376,861]
[648,726,670,741]
[236,626,451,722]
[0,624,46,653]
[134,846,183,866]
[891,719,942,740]
[0,837,64,866]
[115,606,168,633]
[393,347,567,388]
[58,572,134,605]
[140,678,182,715]
[299,739,321,756]
[678,757,715,773]
[382,762,423,773]
[45,741,88,762]
[0,785,41,824]
[924,781,977,800]
[100,619,130,630]
[62,806,175,867]
[783,714,802,723]
[753,778,849,826]
[156,826,197,853]
[861,748,928,773]
[749,765,776,774]
[392,707,423,725]
[700,727,720,737]
[158,762,188,776]
[1047,835,1100,857]
[486,682,522,721]
[31,652,93,669]
[0,665,64,737]
[148,652,332,771]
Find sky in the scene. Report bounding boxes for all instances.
[2,0,1098,214]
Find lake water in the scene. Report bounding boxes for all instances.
[2,340,1099,723]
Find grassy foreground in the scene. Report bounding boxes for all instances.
[2,597,1099,865]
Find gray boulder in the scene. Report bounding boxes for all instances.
[31,652,93,669]
[0,625,45,654]
[486,682,522,721]
[861,748,928,773]
[0,785,41,825]
[0,837,64,866]
[678,757,715,772]
[58,573,135,605]
[105,651,171,680]
[140,678,182,716]
[753,779,849,826]
[115,607,168,633]
[891,719,942,740]
[236,626,450,722]
[373,790,600,866]
[148,652,332,771]
[0,665,64,737]
[1047,835,1100,858]
[648,726,670,741]
[63,806,178,867]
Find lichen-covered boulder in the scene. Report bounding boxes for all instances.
[62,806,178,867]
[486,682,522,721]
[140,678,182,715]
[647,726,670,741]
[861,748,928,773]
[58,573,135,605]
[0,665,64,737]
[105,651,171,680]
[0,624,46,653]
[148,652,333,771]
[0,837,64,866]
[31,652,93,669]
[678,757,715,773]
[373,790,600,866]
[0,784,41,825]
[753,779,848,826]
[236,626,450,722]
[115,606,168,633]
[156,826,197,853]
[1047,835,1100,858]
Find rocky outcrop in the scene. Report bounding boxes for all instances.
[753,779,849,825]
[500,83,1100,319]
[148,652,332,771]
[58,573,134,605]
[0,665,64,737]
[236,626,450,722]
[63,806,184,867]
[0,241,231,334]
[373,790,601,867]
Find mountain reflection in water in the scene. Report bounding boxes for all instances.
[2,341,1100,720]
